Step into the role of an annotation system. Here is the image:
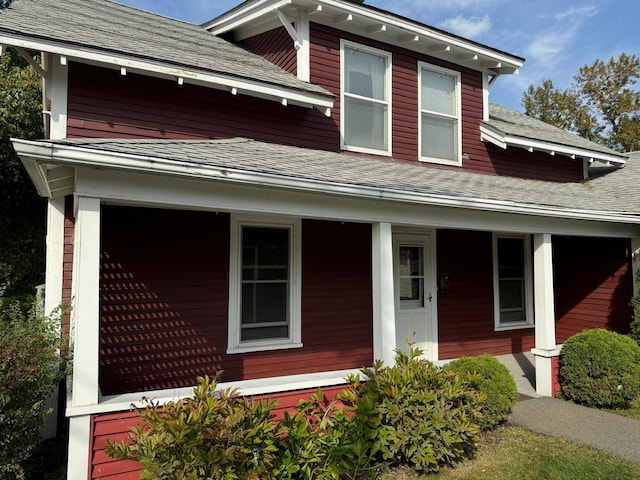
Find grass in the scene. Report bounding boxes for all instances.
[378,426,640,480]
[603,397,640,421]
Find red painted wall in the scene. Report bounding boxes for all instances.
[551,356,561,397]
[90,385,349,480]
[62,195,75,352]
[307,23,583,181]
[553,236,633,343]
[99,206,373,395]
[240,27,297,75]
[436,229,535,359]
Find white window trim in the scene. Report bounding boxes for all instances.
[393,235,429,311]
[492,233,534,331]
[227,215,302,354]
[340,39,392,156]
[418,62,462,166]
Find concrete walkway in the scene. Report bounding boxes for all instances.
[510,397,640,465]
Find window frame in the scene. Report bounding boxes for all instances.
[418,62,462,166]
[340,39,392,156]
[492,233,534,331]
[227,215,302,354]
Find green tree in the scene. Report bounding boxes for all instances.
[0,48,46,297]
[523,53,640,152]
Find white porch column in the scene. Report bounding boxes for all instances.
[372,222,396,366]
[42,197,66,439]
[632,238,640,300]
[67,197,100,480]
[532,233,559,396]
[295,10,310,82]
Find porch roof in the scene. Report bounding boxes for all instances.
[13,137,640,224]
[0,0,334,111]
[481,104,627,166]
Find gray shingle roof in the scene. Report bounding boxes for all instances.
[484,103,626,160]
[0,0,332,98]
[48,137,640,217]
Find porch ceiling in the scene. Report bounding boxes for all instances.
[12,137,640,228]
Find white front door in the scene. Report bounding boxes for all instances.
[393,233,437,360]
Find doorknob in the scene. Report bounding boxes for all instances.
[427,293,433,302]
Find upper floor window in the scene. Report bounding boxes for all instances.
[493,234,534,331]
[228,215,302,353]
[419,63,461,166]
[341,40,391,155]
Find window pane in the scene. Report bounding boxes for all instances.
[422,69,455,115]
[344,97,387,150]
[345,47,386,100]
[500,309,526,324]
[399,278,424,303]
[499,279,524,309]
[240,226,290,342]
[399,246,423,276]
[241,283,288,324]
[421,114,456,160]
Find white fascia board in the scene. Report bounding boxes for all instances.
[206,0,523,72]
[66,368,363,417]
[12,138,640,226]
[0,33,333,111]
[479,124,627,165]
[204,0,292,34]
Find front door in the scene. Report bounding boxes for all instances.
[393,233,437,360]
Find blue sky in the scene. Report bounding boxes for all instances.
[119,0,639,112]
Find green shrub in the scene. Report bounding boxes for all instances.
[106,374,285,480]
[0,298,65,480]
[444,353,517,430]
[630,267,640,348]
[278,390,370,479]
[560,329,640,408]
[342,347,482,473]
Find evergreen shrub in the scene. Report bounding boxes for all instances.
[560,328,640,408]
[444,353,517,430]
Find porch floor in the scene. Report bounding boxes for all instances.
[495,352,542,398]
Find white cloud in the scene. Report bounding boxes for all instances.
[439,15,492,39]
[525,30,576,62]
[553,6,597,21]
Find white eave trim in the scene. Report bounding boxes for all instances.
[12,139,640,225]
[205,0,523,73]
[0,33,333,113]
[479,123,627,166]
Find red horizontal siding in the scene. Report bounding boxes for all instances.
[309,23,583,181]
[90,385,349,480]
[62,195,74,353]
[67,62,337,150]
[436,229,535,359]
[553,236,633,343]
[240,27,297,75]
[99,206,373,395]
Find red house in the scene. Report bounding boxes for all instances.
[1,0,639,478]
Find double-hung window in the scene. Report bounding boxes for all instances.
[341,40,391,155]
[493,234,534,330]
[419,63,461,165]
[228,216,302,353]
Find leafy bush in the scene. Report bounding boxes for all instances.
[278,390,370,479]
[630,267,640,348]
[342,347,482,473]
[0,298,65,480]
[560,329,640,408]
[106,374,285,480]
[444,353,517,430]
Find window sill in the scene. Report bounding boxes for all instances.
[419,156,462,167]
[227,341,303,355]
[341,144,392,157]
[494,323,534,332]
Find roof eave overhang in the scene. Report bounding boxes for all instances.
[479,123,627,166]
[12,138,639,226]
[205,0,523,74]
[0,32,334,114]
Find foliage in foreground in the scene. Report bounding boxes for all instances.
[559,329,640,408]
[630,265,640,348]
[0,297,66,480]
[107,348,487,478]
[444,354,517,430]
[342,347,483,473]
